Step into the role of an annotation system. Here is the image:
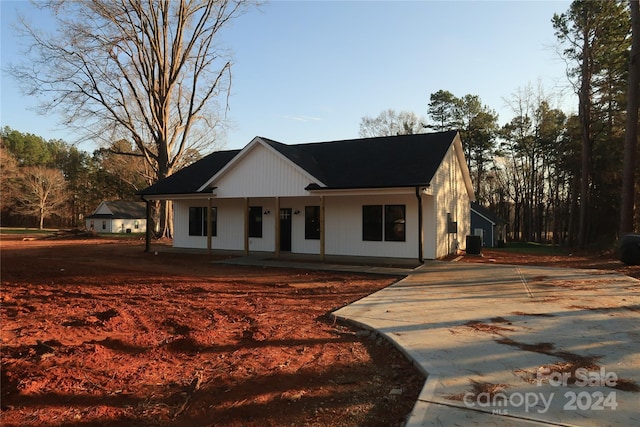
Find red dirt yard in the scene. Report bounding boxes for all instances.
[1,236,424,426]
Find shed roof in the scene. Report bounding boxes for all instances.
[139,131,461,196]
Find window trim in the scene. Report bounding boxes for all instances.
[362,204,406,242]
[384,204,406,242]
[188,206,217,237]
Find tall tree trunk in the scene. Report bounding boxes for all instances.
[577,28,593,248]
[621,0,640,236]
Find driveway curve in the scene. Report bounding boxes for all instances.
[333,261,640,426]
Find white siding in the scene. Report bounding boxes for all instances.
[214,143,314,198]
[173,197,324,253]
[324,194,418,259]
[109,219,146,233]
[174,199,245,250]
[430,143,471,258]
[172,194,422,259]
[284,196,322,255]
[422,195,436,259]
[94,202,111,215]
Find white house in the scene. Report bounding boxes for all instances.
[139,131,475,261]
[85,200,147,234]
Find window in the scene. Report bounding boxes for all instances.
[385,205,406,241]
[362,205,383,241]
[134,221,139,230]
[305,206,320,240]
[248,206,262,238]
[362,204,406,242]
[189,207,217,237]
[102,221,107,230]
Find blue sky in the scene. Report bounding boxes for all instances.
[1,0,573,152]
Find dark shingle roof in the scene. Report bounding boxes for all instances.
[139,131,458,196]
[139,149,240,196]
[471,202,508,225]
[86,201,146,219]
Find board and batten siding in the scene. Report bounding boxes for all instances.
[173,196,324,253]
[422,195,437,260]
[324,194,418,259]
[430,143,471,258]
[213,143,316,198]
[173,199,245,250]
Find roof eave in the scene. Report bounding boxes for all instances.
[140,191,218,201]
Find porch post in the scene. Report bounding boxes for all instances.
[416,187,423,262]
[244,197,249,255]
[207,197,212,255]
[144,198,151,253]
[320,195,325,261]
[274,197,280,258]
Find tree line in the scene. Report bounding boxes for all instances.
[359,0,639,249]
[5,0,638,248]
[0,127,153,229]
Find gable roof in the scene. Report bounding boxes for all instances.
[471,202,508,225]
[86,200,146,219]
[139,130,463,196]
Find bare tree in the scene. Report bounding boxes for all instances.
[15,166,68,229]
[359,109,425,138]
[11,0,250,237]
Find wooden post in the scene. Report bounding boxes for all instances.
[416,187,423,262]
[144,198,151,253]
[320,196,325,261]
[274,197,280,258]
[244,198,249,255]
[207,197,212,255]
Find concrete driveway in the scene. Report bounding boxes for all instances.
[333,261,640,426]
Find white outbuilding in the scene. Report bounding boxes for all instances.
[85,200,147,234]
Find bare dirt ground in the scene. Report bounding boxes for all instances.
[0,236,424,427]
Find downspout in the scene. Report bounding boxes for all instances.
[415,186,423,262]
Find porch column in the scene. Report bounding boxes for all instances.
[244,197,249,255]
[416,187,423,262]
[320,195,325,261]
[274,197,280,257]
[144,198,151,253]
[207,197,212,255]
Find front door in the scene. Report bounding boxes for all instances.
[279,208,292,252]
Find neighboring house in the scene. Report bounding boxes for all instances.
[139,131,475,260]
[470,202,508,248]
[85,201,147,234]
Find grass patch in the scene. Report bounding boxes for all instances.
[492,241,567,256]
